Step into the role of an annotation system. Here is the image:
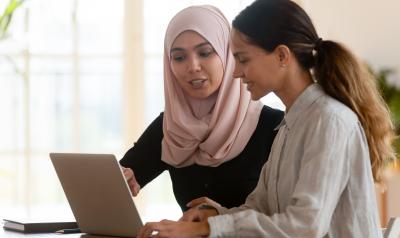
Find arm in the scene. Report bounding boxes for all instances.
[119,113,167,192]
[137,166,273,238]
[208,115,354,237]
[181,160,272,222]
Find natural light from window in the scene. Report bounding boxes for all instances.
[0,0,284,224]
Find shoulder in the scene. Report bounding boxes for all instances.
[140,112,164,137]
[248,105,284,142]
[260,105,284,118]
[158,112,164,123]
[311,94,359,133]
[151,112,164,126]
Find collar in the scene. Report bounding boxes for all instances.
[282,83,325,130]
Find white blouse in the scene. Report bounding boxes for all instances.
[208,84,382,238]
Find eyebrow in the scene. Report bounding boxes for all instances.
[170,42,212,53]
[233,52,245,58]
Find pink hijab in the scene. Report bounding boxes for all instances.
[161,5,263,167]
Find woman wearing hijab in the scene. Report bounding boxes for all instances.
[120,5,283,211]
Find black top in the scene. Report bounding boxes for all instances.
[120,105,283,211]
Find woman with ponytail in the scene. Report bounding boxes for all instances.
[137,0,396,237]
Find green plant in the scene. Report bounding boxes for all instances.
[0,0,25,40]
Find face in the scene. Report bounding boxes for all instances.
[170,31,224,99]
[231,29,285,100]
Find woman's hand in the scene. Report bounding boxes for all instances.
[137,219,210,238]
[180,205,218,222]
[121,167,141,196]
[186,197,221,209]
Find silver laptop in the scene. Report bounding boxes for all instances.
[50,153,143,237]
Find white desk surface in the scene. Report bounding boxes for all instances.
[1,229,122,238]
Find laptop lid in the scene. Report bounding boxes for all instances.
[50,153,143,237]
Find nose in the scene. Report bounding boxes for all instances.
[233,63,243,78]
[187,56,201,73]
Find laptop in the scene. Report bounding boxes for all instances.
[50,153,143,237]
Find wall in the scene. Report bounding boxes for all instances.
[300,0,400,226]
[303,0,400,74]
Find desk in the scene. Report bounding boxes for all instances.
[1,229,120,238]
[1,229,80,237]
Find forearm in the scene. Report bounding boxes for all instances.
[120,148,166,186]
[196,221,210,237]
[119,114,167,186]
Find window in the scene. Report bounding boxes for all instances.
[0,0,124,220]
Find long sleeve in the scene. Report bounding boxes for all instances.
[119,113,167,187]
[209,116,350,237]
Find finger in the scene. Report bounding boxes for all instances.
[148,221,171,237]
[159,219,173,225]
[127,179,140,196]
[204,198,221,208]
[138,222,157,238]
[137,226,146,238]
[186,197,208,208]
[155,230,169,238]
[133,182,141,196]
[123,168,141,196]
[122,168,133,179]
[155,220,175,237]
[137,225,149,238]
[180,209,200,222]
[190,198,221,209]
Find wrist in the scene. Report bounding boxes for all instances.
[196,221,210,237]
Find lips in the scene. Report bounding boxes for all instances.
[189,78,207,88]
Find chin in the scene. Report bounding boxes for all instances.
[188,91,212,99]
[250,93,261,101]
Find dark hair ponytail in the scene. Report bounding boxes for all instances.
[233,0,396,181]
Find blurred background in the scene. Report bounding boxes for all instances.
[0,0,399,226]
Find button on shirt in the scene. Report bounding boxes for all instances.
[208,84,382,238]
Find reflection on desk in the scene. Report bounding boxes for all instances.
[1,228,81,237]
[1,229,125,238]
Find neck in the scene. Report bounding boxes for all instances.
[275,67,313,112]
[185,91,218,119]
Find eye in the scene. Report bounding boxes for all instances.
[234,54,249,64]
[238,58,249,64]
[198,48,215,58]
[171,54,185,62]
